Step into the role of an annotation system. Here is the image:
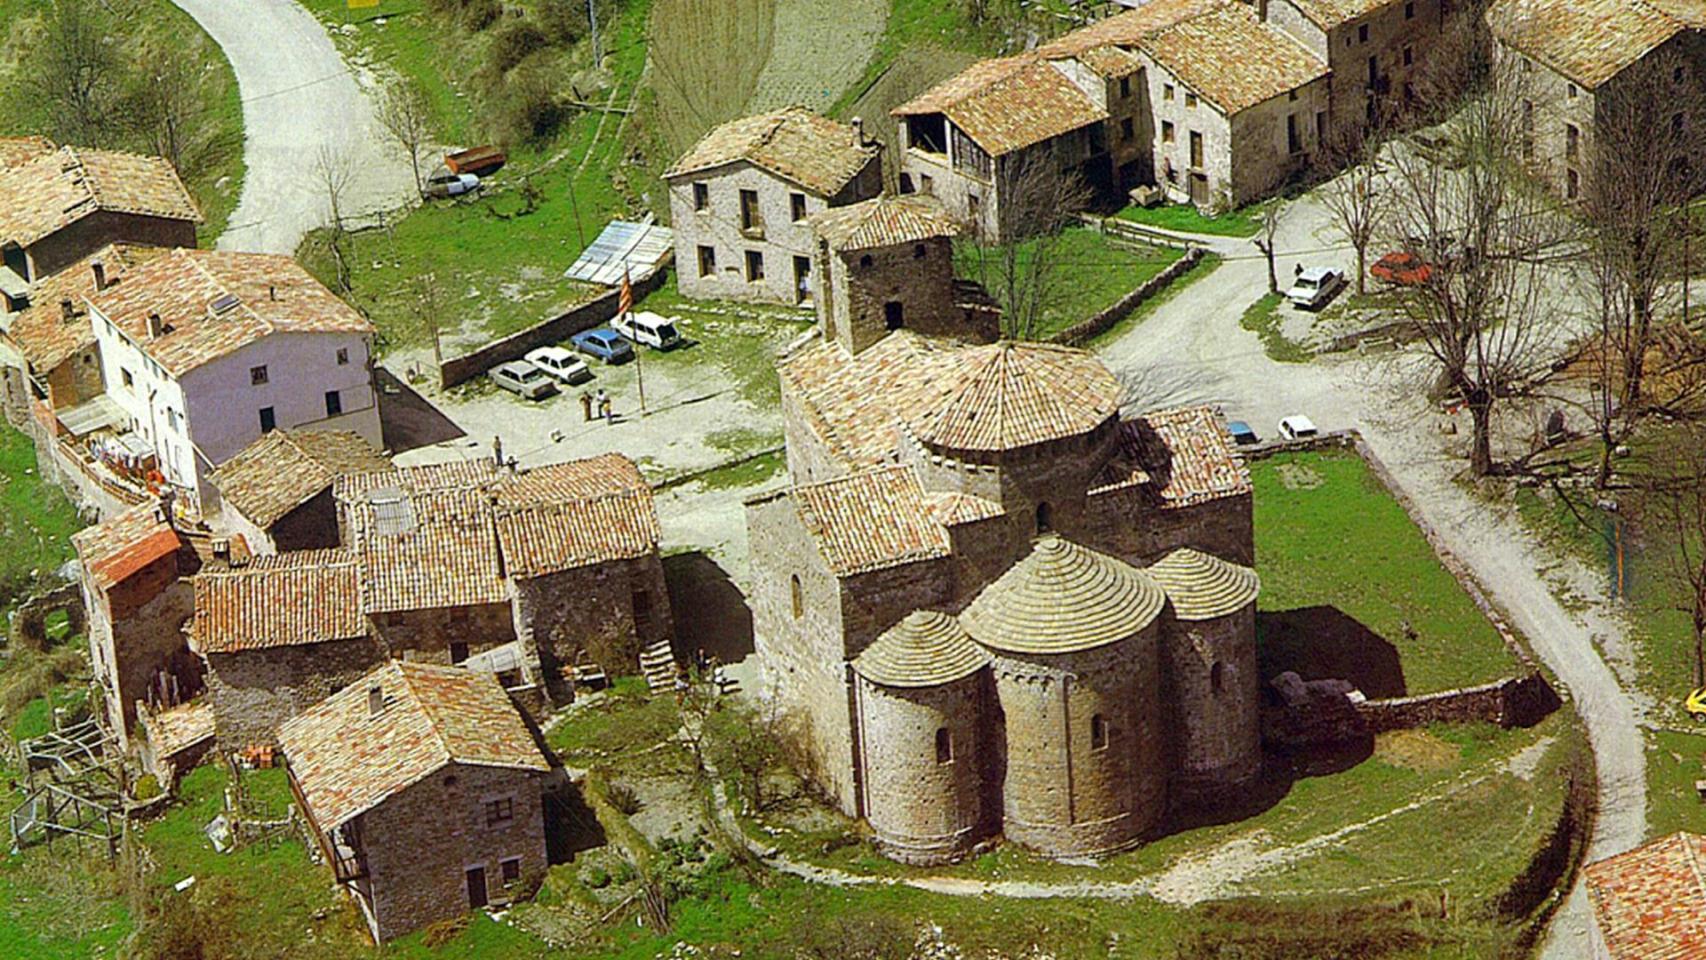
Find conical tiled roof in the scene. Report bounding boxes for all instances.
[1145,548,1260,621]
[962,536,1165,654]
[904,342,1121,453]
[852,610,991,688]
[810,194,962,251]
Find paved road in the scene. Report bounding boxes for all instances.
[169,0,416,254]
[1097,198,1645,958]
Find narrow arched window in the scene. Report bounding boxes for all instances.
[912,244,926,260]
[1090,714,1108,750]
[789,574,803,619]
[935,727,953,764]
[859,254,874,269]
[1211,661,1225,695]
[1035,501,1053,534]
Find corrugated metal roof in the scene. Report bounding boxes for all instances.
[565,221,675,286]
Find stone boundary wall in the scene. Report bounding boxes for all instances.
[10,582,85,650]
[1355,672,1559,733]
[437,259,672,389]
[1051,246,1206,346]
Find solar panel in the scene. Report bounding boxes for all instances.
[365,486,416,536]
[564,221,674,287]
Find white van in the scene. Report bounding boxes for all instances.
[613,310,683,350]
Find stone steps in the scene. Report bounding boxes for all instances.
[639,640,677,693]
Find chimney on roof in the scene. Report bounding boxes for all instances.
[851,117,865,147]
[367,684,385,718]
[59,298,75,321]
[146,312,165,339]
[91,260,107,292]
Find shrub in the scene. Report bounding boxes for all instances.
[488,19,549,74]
[132,773,162,801]
[532,0,586,45]
[581,864,611,889]
[459,0,501,31]
[605,780,642,815]
[482,57,566,144]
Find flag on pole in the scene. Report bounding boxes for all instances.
[621,269,646,414]
[618,268,634,318]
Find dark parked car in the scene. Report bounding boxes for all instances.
[1226,420,1259,445]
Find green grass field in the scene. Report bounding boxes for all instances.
[1240,291,1314,362]
[0,422,83,600]
[1254,449,1518,695]
[0,0,245,245]
[1117,201,1270,238]
[954,228,1184,342]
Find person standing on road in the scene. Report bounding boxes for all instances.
[602,395,614,425]
[580,392,592,422]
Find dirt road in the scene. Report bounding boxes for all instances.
[1096,199,1644,957]
[168,0,416,254]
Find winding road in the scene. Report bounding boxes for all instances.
[169,0,416,254]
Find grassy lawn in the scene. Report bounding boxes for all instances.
[1116,201,1271,238]
[954,228,1185,341]
[299,0,479,146]
[1240,291,1312,363]
[1648,728,1706,839]
[1254,450,1518,695]
[0,422,84,598]
[0,0,245,245]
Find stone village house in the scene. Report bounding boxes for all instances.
[745,192,1263,862]
[0,139,199,288]
[190,453,671,750]
[1487,0,1706,201]
[209,428,391,554]
[1582,830,1706,958]
[891,0,1445,236]
[665,107,883,305]
[280,660,555,943]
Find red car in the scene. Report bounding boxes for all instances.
[1370,251,1436,286]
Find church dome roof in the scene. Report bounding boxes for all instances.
[903,341,1120,454]
[961,535,1165,655]
[1145,548,1260,621]
[852,610,990,687]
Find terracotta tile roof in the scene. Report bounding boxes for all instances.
[791,466,952,576]
[279,660,551,831]
[665,107,880,197]
[334,459,498,499]
[4,244,165,373]
[1145,547,1259,620]
[1072,44,1145,78]
[1488,0,1699,88]
[852,610,990,687]
[1284,0,1405,29]
[1583,831,1706,958]
[191,549,366,654]
[927,491,1006,527]
[489,452,647,507]
[1039,0,1223,56]
[213,430,390,530]
[810,194,962,251]
[778,330,952,469]
[89,249,372,377]
[72,502,180,590]
[1136,2,1329,114]
[0,136,55,170]
[492,457,660,578]
[140,697,215,759]
[348,487,510,614]
[895,55,1108,156]
[1091,405,1252,507]
[0,145,200,248]
[903,341,1122,453]
[962,535,1166,654]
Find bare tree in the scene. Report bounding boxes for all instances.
[1633,424,1706,688]
[314,146,356,293]
[1251,204,1282,295]
[26,0,122,145]
[1383,55,1579,476]
[1319,124,1387,296]
[128,45,203,174]
[1576,48,1706,486]
[376,76,434,196]
[958,151,1091,340]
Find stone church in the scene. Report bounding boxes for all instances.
[746,193,1263,863]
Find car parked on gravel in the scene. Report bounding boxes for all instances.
[613,311,683,350]
[525,346,593,384]
[1226,420,1259,445]
[1285,267,1346,310]
[1278,415,1319,440]
[490,360,557,400]
[571,328,635,364]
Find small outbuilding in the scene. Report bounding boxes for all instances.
[280,660,555,944]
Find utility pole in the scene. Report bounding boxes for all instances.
[587,0,602,65]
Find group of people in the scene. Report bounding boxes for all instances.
[579,389,616,425]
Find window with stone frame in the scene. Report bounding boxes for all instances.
[693,182,709,211]
[1212,662,1226,694]
[790,192,808,222]
[500,857,522,886]
[935,727,953,764]
[633,589,654,630]
[250,364,268,385]
[1090,714,1108,750]
[485,796,515,827]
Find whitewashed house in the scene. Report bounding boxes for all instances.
[85,249,381,511]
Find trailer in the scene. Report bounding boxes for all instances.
[444,146,506,177]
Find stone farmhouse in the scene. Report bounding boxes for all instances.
[892,0,1444,235]
[85,248,382,512]
[210,428,391,554]
[190,453,670,749]
[746,204,1261,861]
[665,107,883,304]
[1583,830,1706,958]
[280,660,555,943]
[72,500,210,751]
[0,139,200,286]
[1488,0,1706,200]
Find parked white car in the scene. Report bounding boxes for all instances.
[1285,267,1346,310]
[613,310,683,350]
[1278,415,1319,440]
[524,346,593,385]
[424,168,480,199]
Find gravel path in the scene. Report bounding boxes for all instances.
[1096,198,1645,956]
[168,0,417,254]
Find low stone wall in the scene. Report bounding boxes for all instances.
[437,261,672,389]
[10,582,85,651]
[1051,246,1205,346]
[1356,672,1560,733]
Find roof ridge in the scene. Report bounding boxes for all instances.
[394,662,459,770]
[183,250,275,334]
